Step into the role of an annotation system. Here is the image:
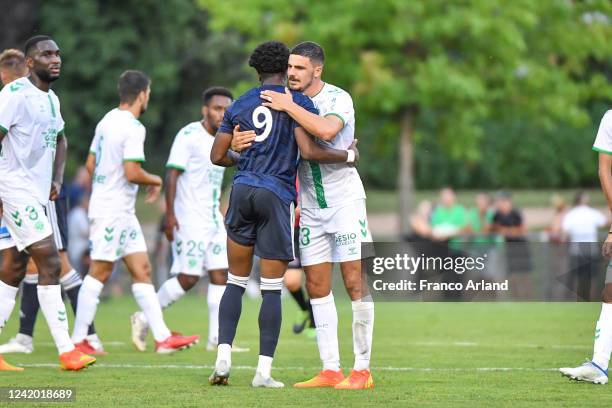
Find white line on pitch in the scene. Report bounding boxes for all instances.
[17,363,557,372]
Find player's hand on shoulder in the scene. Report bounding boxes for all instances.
[231,124,256,152]
[602,234,612,258]
[49,181,62,201]
[348,139,359,166]
[261,87,293,112]
[165,213,178,242]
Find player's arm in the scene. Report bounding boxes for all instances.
[164,168,182,241]
[294,127,358,164]
[211,130,239,167]
[50,132,67,200]
[261,88,343,142]
[86,153,95,177]
[124,161,163,203]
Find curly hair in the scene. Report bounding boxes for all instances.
[248,41,289,75]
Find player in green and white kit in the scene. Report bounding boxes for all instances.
[72,70,199,355]
[236,42,374,389]
[131,87,238,351]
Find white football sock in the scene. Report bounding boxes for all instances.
[592,302,612,371]
[310,292,340,371]
[71,275,103,343]
[207,284,225,345]
[352,296,374,370]
[216,343,232,368]
[37,285,74,354]
[132,283,171,342]
[0,280,18,333]
[157,276,186,309]
[257,355,273,378]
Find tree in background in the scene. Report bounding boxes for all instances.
[199,0,612,234]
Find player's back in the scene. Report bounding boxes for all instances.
[219,84,317,204]
[89,108,146,218]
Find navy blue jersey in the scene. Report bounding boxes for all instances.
[218,84,318,204]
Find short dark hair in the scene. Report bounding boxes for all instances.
[0,49,26,69]
[291,41,325,65]
[202,86,233,106]
[117,70,150,104]
[24,35,53,56]
[248,41,289,76]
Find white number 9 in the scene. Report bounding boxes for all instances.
[252,106,273,142]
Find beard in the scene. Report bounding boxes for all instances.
[34,68,60,83]
[288,76,312,92]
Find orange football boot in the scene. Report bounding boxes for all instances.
[294,369,345,388]
[59,348,96,371]
[0,355,23,371]
[334,369,374,389]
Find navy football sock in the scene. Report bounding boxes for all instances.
[259,290,282,357]
[218,283,245,346]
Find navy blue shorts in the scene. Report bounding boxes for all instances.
[225,183,295,261]
[46,194,69,251]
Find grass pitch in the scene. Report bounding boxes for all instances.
[1,295,610,407]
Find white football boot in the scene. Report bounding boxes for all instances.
[130,311,148,351]
[560,361,608,384]
[0,334,33,354]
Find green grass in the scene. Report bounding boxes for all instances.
[366,188,606,213]
[1,296,611,407]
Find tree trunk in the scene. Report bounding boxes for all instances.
[398,108,415,237]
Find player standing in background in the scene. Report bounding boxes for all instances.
[0,35,95,371]
[560,110,612,384]
[208,41,359,388]
[71,70,199,354]
[0,48,102,356]
[130,87,237,352]
[255,41,375,389]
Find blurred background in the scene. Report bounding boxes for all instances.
[2,0,612,298]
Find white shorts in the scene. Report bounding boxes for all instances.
[0,197,52,252]
[299,199,372,266]
[170,226,228,277]
[89,216,147,262]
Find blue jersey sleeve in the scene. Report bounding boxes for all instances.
[218,104,235,134]
[294,94,318,115]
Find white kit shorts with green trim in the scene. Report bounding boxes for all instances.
[0,198,52,251]
[170,225,228,276]
[89,215,147,262]
[299,199,372,266]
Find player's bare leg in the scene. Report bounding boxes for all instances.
[334,259,375,389]
[560,282,612,384]
[210,238,253,385]
[294,262,346,388]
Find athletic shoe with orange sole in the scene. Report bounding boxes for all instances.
[155,333,199,354]
[59,349,96,371]
[294,369,345,388]
[334,369,374,389]
[0,355,23,371]
[74,340,108,356]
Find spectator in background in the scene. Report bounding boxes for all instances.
[547,194,568,243]
[408,200,433,241]
[468,193,493,240]
[431,187,468,241]
[67,194,91,275]
[562,191,609,300]
[492,192,531,299]
[68,166,92,209]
